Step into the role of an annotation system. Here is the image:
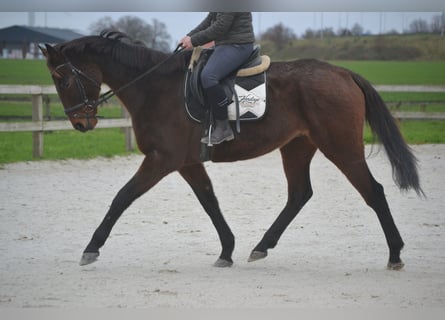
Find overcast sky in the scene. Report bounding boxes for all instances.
[0,12,442,48]
[0,0,443,11]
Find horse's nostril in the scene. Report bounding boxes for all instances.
[74,123,86,132]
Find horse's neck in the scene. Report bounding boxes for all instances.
[97,53,158,90]
[94,50,183,118]
[99,61,132,92]
[97,59,168,116]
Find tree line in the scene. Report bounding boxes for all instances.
[89,14,444,54]
[260,14,444,50]
[89,15,171,52]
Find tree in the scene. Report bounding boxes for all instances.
[350,23,364,36]
[408,18,429,33]
[316,27,336,39]
[302,28,316,39]
[115,16,153,43]
[302,26,338,40]
[430,14,444,34]
[89,15,172,51]
[260,23,297,50]
[146,19,171,52]
[89,16,115,34]
[337,28,352,37]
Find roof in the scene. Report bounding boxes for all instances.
[0,25,85,44]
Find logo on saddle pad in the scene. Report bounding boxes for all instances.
[228,83,266,121]
[184,46,269,124]
[239,93,260,105]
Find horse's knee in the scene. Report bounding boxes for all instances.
[288,186,313,208]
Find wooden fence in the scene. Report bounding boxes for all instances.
[374,85,445,121]
[1,84,445,158]
[0,85,134,157]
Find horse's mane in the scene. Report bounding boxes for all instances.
[56,30,189,74]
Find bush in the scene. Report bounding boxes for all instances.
[259,34,444,61]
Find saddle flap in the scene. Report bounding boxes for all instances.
[184,46,268,123]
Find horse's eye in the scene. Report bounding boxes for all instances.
[58,77,70,90]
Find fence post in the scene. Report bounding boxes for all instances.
[32,94,43,158]
[121,106,135,151]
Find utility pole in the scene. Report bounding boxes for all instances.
[28,12,35,27]
[257,12,262,38]
[379,12,383,34]
[440,11,445,37]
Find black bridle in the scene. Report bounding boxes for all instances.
[55,44,184,121]
[54,62,102,120]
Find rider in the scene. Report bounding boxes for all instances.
[180,12,255,145]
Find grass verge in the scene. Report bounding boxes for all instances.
[0,129,136,164]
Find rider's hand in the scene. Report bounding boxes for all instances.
[179,36,193,50]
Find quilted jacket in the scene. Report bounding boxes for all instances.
[187,12,255,46]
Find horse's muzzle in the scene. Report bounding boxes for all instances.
[72,117,97,132]
[74,122,89,132]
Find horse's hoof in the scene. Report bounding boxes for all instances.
[79,252,99,266]
[248,250,267,262]
[213,258,233,268]
[387,260,404,270]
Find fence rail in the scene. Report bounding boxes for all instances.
[0,85,134,157]
[1,85,445,158]
[374,85,445,93]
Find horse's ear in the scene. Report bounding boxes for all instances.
[40,43,64,62]
[41,43,58,58]
[38,45,47,57]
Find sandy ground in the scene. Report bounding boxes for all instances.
[0,144,444,309]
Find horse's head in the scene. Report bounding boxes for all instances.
[40,44,102,132]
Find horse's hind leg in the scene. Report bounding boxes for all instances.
[249,137,317,262]
[321,148,405,270]
[179,163,235,267]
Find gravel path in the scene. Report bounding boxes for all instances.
[0,145,444,308]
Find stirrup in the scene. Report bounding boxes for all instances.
[200,124,213,146]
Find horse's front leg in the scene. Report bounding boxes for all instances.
[179,163,235,267]
[80,153,174,266]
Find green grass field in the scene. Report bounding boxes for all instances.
[0,58,444,164]
[0,129,135,163]
[332,61,445,85]
[0,59,52,85]
[1,59,445,85]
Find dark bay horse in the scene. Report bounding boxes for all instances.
[41,32,422,270]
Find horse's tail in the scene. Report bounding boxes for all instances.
[350,72,424,196]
